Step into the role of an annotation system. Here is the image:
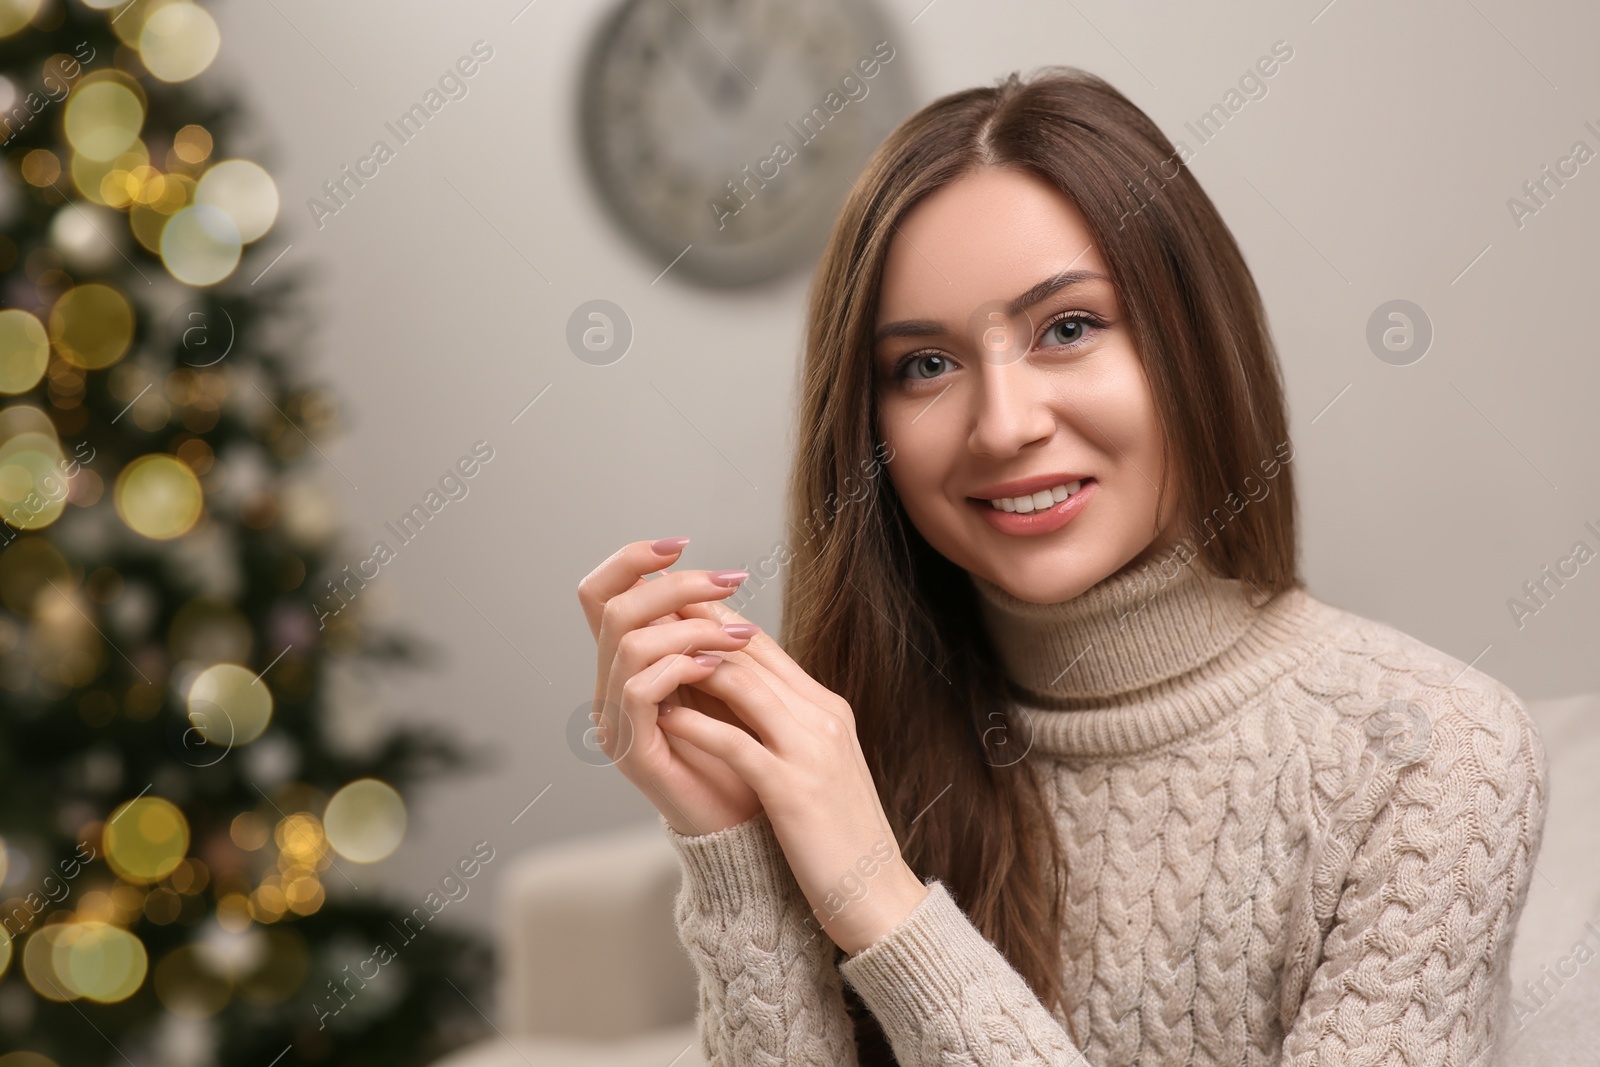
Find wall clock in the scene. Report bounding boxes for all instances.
[577,0,912,288]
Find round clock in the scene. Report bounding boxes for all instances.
[576,0,913,288]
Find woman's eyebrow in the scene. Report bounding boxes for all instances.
[873,269,1110,344]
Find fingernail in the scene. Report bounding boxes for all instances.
[708,570,749,587]
[723,623,759,639]
[652,537,690,554]
[692,653,720,667]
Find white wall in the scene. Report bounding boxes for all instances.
[213,0,1600,932]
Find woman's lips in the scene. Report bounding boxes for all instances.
[967,477,1097,536]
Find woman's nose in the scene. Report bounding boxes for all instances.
[966,362,1054,458]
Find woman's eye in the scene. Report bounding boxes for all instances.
[1042,314,1093,347]
[902,353,950,380]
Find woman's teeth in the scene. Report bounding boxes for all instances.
[988,480,1083,513]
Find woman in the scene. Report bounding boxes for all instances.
[577,67,1548,1066]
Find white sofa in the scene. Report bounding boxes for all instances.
[433,694,1600,1066]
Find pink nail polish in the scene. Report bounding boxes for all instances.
[692,653,720,667]
[723,624,759,639]
[652,537,690,554]
[708,570,749,587]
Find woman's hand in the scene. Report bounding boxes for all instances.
[656,597,930,956]
[577,538,766,837]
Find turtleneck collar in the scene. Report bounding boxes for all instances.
[969,556,1323,758]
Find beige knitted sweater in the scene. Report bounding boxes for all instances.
[662,559,1549,1065]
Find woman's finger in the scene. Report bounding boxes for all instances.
[576,537,691,640]
[677,598,847,716]
[596,569,750,654]
[609,649,722,772]
[656,703,778,786]
[686,658,799,751]
[608,618,756,700]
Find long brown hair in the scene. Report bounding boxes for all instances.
[779,65,1300,1060]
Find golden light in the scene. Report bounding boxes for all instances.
[323,779,407,863]
[0,310,49,394]
[114,454,204,540]
[247,883,286,923]
[0,920,11,980]
[20,149,60,186]
[103,796,190,883]
[72,142,150,207]
[21,924,76,1001]
[0,1053,58,1067]
[195,160,279,242]
[282,873,324,916]
[0,432,69,531]
[0,0,42,39]
[274,812,329,869]
[48,283,135,370]
[131,172,195,253]
[172,124,212,165]
[54,921,148,1003]
[64,80,145,162]
[187,662,273,746]
[139,2,220,83]
[160,204,241,285]
[29,581,104,687]
[0,402,56,440]
[229,811,270,851]
[216,893,251,932]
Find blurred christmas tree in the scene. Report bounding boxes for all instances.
[0,2,491,1065]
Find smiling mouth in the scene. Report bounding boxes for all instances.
[970,478,1091,513]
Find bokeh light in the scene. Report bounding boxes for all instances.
[160,204,241,285]
[54,921,148,1002]
[63,79,145,161]
[114,454,204,540]
[171,123,212,165]
[0,1053,57,1067]
[0,431,68,531]
[0,310,49,394]
[0,0,42,39]
[195,160,278,242]
[73,141,150,207]
[323,779,407,862]
[138,2,220,82]
[48,283,135,370]
[103,796,190,883]
[21,924,75,1001]
[187,662,273,746]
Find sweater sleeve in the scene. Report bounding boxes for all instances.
[663,809,862,1066]
[1278,684,1550,1065]
[836,879,1093,1065]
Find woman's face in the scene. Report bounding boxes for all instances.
[874,165,1181,604]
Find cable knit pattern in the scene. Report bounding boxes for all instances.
[664,808,861,1066]
[664,558,1549,1066]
